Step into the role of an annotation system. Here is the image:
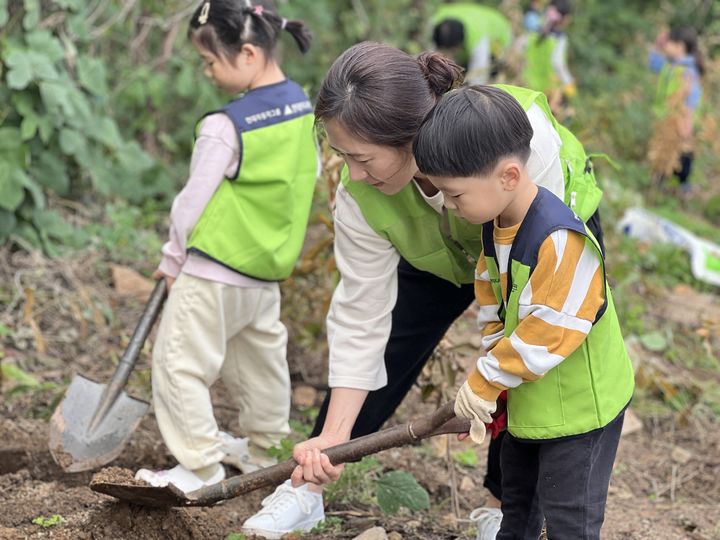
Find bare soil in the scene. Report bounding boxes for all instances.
[1,248,719,540]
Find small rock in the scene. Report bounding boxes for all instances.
[460,475,476,492]
[387,532,403,540]
[671,446,693,464]
[291,385,317,409]
[621,409,643,436]
[352,526,388,540]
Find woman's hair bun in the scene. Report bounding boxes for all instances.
[416,51,464,97]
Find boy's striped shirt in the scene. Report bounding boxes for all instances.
[469,220,605,401]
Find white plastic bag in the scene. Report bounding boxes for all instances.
[617,207,720,287]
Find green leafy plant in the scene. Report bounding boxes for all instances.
[224,533,247,540]
[324,457,431,515]
[375,470,430,514]
[310,515,343,534]
[452,448,479,468]
[32,514,66,528]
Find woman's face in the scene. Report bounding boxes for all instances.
[324,119,417,195]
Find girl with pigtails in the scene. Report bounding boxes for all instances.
[134,0,318,495]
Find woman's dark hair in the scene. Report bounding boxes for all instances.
[315,42,464,147]
[188,0,312,59]
[413,86,533,177]
[433,19,465,49]
[669,26,705,76]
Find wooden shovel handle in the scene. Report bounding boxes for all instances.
[186,403,470,506]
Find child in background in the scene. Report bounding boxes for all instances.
[523,0,543,33]
[134,0,318,494]
[523,0,576,112]
[648,27,704,194]
[413,85,634,540]
[431,2,512,85]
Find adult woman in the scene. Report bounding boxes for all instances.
[242,41,604,540]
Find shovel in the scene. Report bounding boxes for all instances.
[90,401,471,508]
[49,279,167,472]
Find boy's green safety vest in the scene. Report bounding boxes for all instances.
[431,3,512,62]
[342,84,603,286]
[481,187,633,439]
[523,32,559,94]
[187,80,318,281]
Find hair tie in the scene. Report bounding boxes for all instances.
[254,5,264,15]
[281,18,287,29]
[198,1,210,25]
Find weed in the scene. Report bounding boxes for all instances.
[452,448,479,468]
[266,439,295,463]
[325,457,381,506]
[310,516,343,534]
[32,515,66,528]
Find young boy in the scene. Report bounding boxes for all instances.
[413,85,634,540]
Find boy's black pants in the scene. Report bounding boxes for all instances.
[311,210,605,502]
[497,410,625,540]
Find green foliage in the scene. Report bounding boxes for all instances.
[310,516,343,534]
[0,2,158,251]
[1,361,57,396]
[0,1,225,255]
[452,448,478,468]
[325,456,381,506]
[324,457,431,515]
[266,438,295,462]
[375,470,431,514]
[32,514,66,528]
[704,195,720,225]
[224,533,246,540]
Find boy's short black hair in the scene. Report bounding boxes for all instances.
[413,85,534,178]
[433,19,465,49]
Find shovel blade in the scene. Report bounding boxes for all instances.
[49,375,149,472]
[90,479,191,508]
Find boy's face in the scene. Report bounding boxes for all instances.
[427,159,520,225]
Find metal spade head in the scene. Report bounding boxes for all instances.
[49,374,149,472]
[90,477,191,508]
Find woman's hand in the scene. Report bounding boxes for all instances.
[152,269,176,291]
[290,433,348,487]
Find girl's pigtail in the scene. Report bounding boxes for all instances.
[282,19,312,54]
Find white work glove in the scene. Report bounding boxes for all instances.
[454,381,498,444]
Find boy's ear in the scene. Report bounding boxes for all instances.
[500,161,522,191]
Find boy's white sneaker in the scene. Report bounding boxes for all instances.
[470,506,502,540]
[241,480,325,539]
[134,464,225,495]
[219,432,278,474]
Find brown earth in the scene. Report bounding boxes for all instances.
[1,249,719,540]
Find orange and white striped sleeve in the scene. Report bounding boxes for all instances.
[474,253,505,354]
[468,229,606,401]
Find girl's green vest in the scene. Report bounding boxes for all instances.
[341,84,602,286]
[482,187,633,439]
[187,81,318,281]
[431,3,512,62]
